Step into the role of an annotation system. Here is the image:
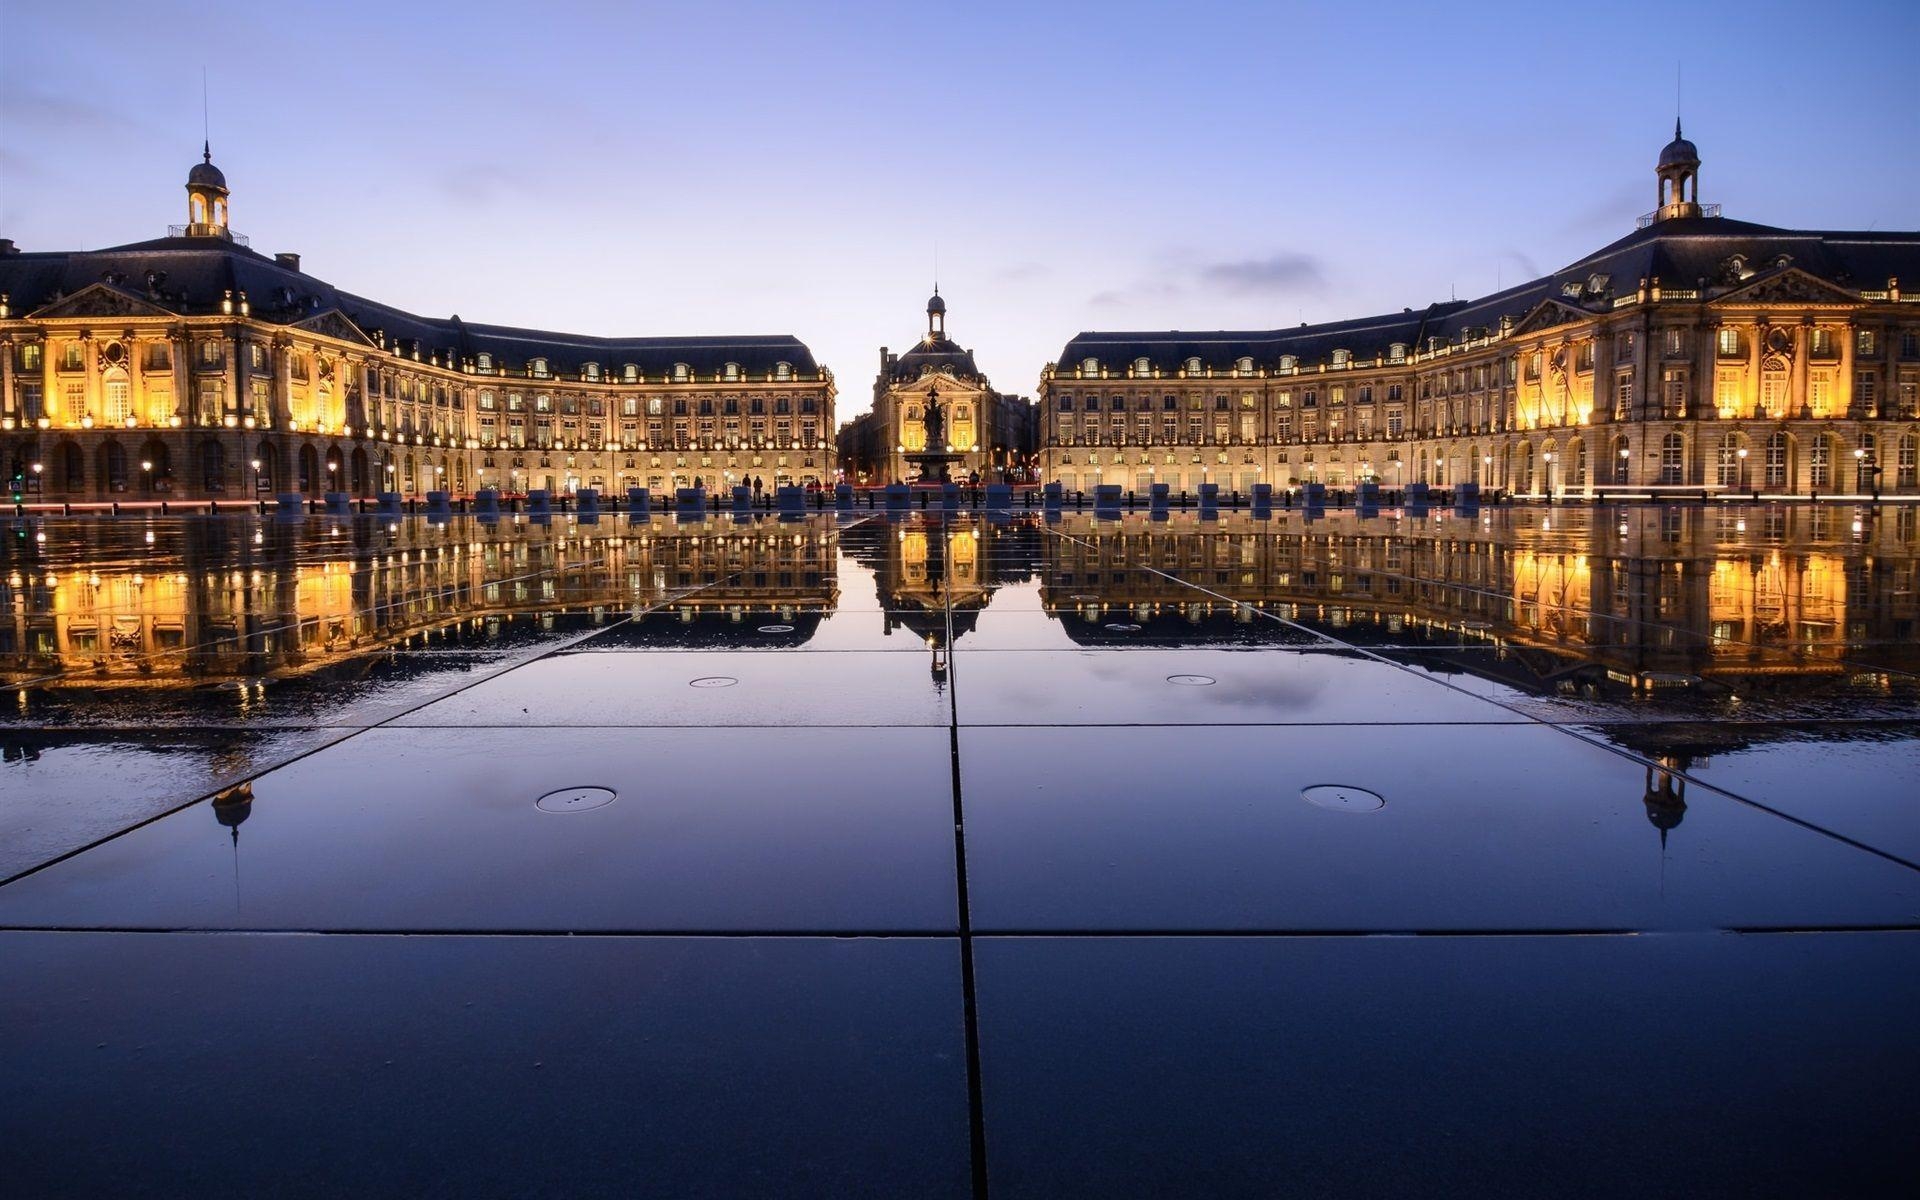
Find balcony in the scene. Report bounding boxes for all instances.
[168,225,250,247]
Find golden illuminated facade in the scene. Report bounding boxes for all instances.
[0,149,835,502]
[838,291,1037,484]
[1039,128,1920,500]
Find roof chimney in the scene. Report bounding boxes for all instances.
[274,251,301,272]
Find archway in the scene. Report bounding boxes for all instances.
[98,439,128,494]
[200,439,226,494]
[298,444,319,494]
[56,441,85,494]
[324,445,343,494]
[139,438,170,494]
[351,447,370,495]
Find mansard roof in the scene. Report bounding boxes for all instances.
[891,335,984,383]
[0,236,821,376]
[1056,215,1920,374]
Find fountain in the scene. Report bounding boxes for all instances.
[902,385,965,485]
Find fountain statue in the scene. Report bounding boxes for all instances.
[903,385,965,485]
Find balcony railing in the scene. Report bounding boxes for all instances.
[1636,203,1721,229]
[168,225,250,247]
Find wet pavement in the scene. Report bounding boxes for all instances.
[3,504,1918,1197]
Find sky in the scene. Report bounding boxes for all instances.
[3,0,1917,418]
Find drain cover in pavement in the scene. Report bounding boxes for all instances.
[1166,674,1216,686]
[1301,785,1385,812]
[689,676,738,688]
[757,624,795,634]
[536,787,618,814]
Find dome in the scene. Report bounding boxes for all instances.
[188,143,228,191]
[926,291,946,315]
[1658,121,1698,169]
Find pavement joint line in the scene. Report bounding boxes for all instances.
[3,925,1915,938]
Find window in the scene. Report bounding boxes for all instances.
[1857,372,1877,413]
[723,363,740,381]
[1717,327,1741,357]
[672,363,690,382]
[582,362,601,381]
[1082,357,1100,376]
[145,342,170,371]
[1899,435,1917,489]
[529,357,549,377]
[1660,433,1685,485]
[774,362,792,381]
[1184,357,1202,374]
[1388,343,1406,363]
[1858,330,1876,357]
[1716,434,1741,488]
[1237,356,1256,375]
[1617,374,1635,417]
[1810,328,1833,357]
[477,353,493,372]
[624,363,640,382]
[1665,328,1686,356]
[1902,332,1919,359]
[1133,357,1151,377]
[1810,437,1831,489]
[19,343,42,372]
[1279,355,1297,373]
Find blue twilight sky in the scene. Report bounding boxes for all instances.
[3,0,1917,415]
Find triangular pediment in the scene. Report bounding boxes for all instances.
[293,307,377,347]
[894,372,984,394]
[1712,267,1862,308]
[1508,298,1592,336]
[29,282,176,320]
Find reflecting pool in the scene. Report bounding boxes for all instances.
[3,504,1917,1197]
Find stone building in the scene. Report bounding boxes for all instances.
[838,290,1036,484]
[0,148,835,501]
[1038,126,1920,499]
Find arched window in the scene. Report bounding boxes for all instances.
[1612,435,1631,485]
[102,368,132,426]
[774,362,792,381]
[1184,357,1202,375]
[477,353,493,372]
[1081,357,1100,376]
[1660,432,1686,484]
[623,363,638,382]
[723,362,741,381]
[1133,357,1151,377]
[529,357,549,377]
[672,363,691,382]
[582,362,601,381]
[1236,356,1255,376]
[1389,343,1407,363]
[191,195,206,224]
[1331,349,1350,368]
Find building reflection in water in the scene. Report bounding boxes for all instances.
[5,504,1918,851]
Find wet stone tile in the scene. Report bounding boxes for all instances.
[1584,720,1920,864]
[0,727,959,932]
[974,932,1920,1199]
[391,649,953,727]
[0,931,971,1199]
[958,725,1920,932]
[955,648,1520,726]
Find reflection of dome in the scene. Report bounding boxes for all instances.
[212,782,253,832]
[1658,122,1698,169]
[188,144,228,191]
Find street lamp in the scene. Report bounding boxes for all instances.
[1737,446,1749,492]
[141,459,153,493]
[250,458,262,493]
[1542,450,1554,499]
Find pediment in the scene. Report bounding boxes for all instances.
[292,307,377,347]
[1508,298,1591,336]
[29,282,176,320]
[1711,267,1862,308]
[893,372,984,395]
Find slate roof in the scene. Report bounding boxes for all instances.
[891,335,984,383]
[1056,214,1920,373]
[0,235,820,376]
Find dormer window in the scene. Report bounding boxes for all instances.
[1388,343,1407,363]
[672,362,691,382]
[774,361,792,381]
[1330,349,1350,368]
[1236,356,1255,376]
[529,357,549,378]
[477,352,493,372]
[582,362,601,381]
[1278,355,1297,373]
[1133,357,1152,377]
[1081,357,1100,376]
[723,362,741,381]
[622,363,639,383]
[1184,357,1202,375]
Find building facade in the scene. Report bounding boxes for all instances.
[1038,128,1920,499]
[0,149,835,501]
[838,291,1036,484]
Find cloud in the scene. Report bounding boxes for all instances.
[1089,280,1185,308]
[1197,252,1327,295]
[994,261,1048,283]
[0,85,138,137]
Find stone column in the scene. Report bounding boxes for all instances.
[0,335,15,423]
[82,330,99,425]
[172,327,191,426]
[1838,323,1856,417]
[1591,329,1614,422]
[1791,322,1810,417]
[275,338,292,429]
[1748,321,1765,417]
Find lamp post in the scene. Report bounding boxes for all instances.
[1854,446,1867,494]
[141,458,153,494]
[1542,450,1555,501]
[1737,446,1749,492]
[1618,445,1631,487]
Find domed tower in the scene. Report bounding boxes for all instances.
[1654,120,1701,221]
[184,142,232,238]
[926,287,946,340]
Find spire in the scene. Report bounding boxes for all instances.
[203,139,212,164]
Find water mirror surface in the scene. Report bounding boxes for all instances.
[5,503,1918,1196]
